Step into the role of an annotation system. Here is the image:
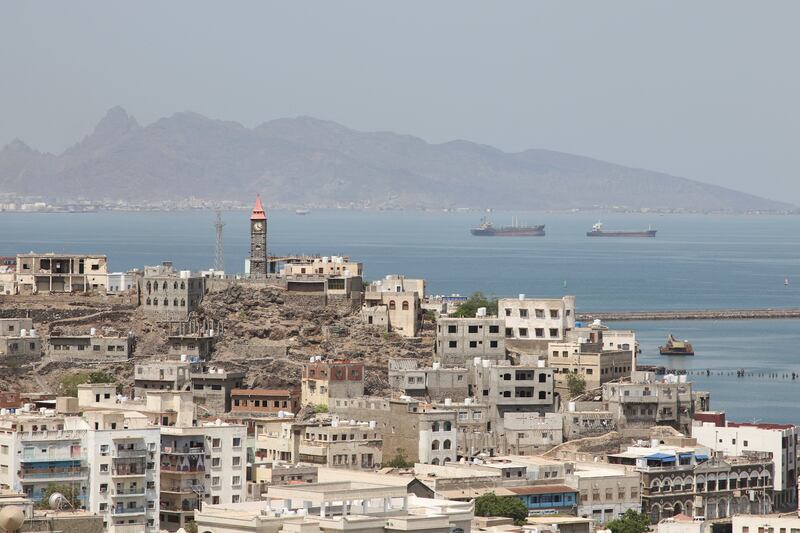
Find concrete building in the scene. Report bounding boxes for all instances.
[167,334,215,359]
[47,330,134,362]
[604,373,698,435]
[568,461,641,523]
[0,262,16,295]
[301,359,365,408]
[731,514,800,533]
[370,275,425,299]
[503,412,563,454]
[435,317,506,366]
[191,366,245,415]
[563,403,616,441]
[418,411,459,465]
[78,385,196,428]
[469,360,556,421]
[281,255,363,278]
[194,483,473,533]
[388,359,469,401]
[159,423,248,531]
[608,444,774,521]
[362,289,421,338]
[133,359,199,399]
[249,462,319,499]
[692,418,797,509]
[548,347,631,394]
[0,318,41,359]
[428,399,498,459]
[231,388,301,416]
[139,262,205,321]
[106,271,140,294]
[499,295,576,351]
[82,410,161,533]
[15,253,108,293]
[329,397,427,464]
[256,416,382,470]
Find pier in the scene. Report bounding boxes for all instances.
[578,308,800,321]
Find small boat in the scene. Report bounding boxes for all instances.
[295,208,310,215]
[587,221,656,238]
[659,333,694,356]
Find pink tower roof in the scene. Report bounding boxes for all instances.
[251,195,267,220]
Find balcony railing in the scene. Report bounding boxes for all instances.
[161,484,204,494]
[111,488,147,496]
[21,454,86,463]
[112,506,146,515]
[114,449,150,458]
[20,469,86,480]
[161,465,205,474]
[161,445,205,455]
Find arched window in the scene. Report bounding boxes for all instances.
[431,440,440,450]
[389,300,396,310]
[146,281,151,293]
[402,301,409,310]
[173,299,179,306]
[146,298,151,305]
[432,422,440,432]
[162,281,168,290]
[443,457,451,464]
[180,281,185,289]
[173,281,178,289]
[444,421,452,431]
[163,298,169,306]
[431,458,439,465]
[181,299,186,307]
[443,439,451,450]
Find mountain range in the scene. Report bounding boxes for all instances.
[0,107,791,211]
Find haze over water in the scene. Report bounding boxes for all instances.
[2,210,799,423]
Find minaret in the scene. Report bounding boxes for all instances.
[249,195,268,276]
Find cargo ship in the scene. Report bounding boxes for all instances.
[470,217,545,237]
[586,222,656,238]
[659,334,694,356]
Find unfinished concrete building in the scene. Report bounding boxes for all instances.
[603,373,697,435]
[387,359,469,401]
[191,366,245,415]
[15,252,108,293]
[46,329,134,362]
[499,295,576,352]
[435,316,506,366]
[133,358,200,398]
[231,388,300,415]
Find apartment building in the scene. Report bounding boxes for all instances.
[428,399,498,459]
[469,360,556,421]
[82,410,161,533]
[692,417,797,509]
[47,330,134,362]
[499,295,576,350]
[435,316,506,366]
[133,359,199,398]
[362,290,422,337]
[190,367,245,415]
[15,253,108,293]
[609,445,774,521]
[548,345,631,393]
[568,461,641,523]
[280,256,363,278]
[139,263,205,321]
[418,410,459,465]
[256,417,382,470]
[388,359,469,401]
[230,388,300,415]
[159,424,247,532]
[0,318,41,358]
[604,373,698,435]
[301,359,365,408]
[503,412,564,454]
[167,334,215,359]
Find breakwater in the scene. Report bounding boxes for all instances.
[578,308,800,321]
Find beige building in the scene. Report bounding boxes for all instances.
[369,275,425,298]
[502,412,564,454]
[362,289,422,337]
[499,295,576,350]
[15,253,108,293]
[256,416,382,470]
[568,461,641,523]
[191,366,245,415]
[133,359,199,398]
[0,263,16,294]
[47,330,134,362]
[604,373,697,435]
[194,483,473,533]
[0,318,41,359]
[281,256,363,278]
[435,316,506,366]
[388,359,469,401]
[140,263,206,321]
[301,359,365,408]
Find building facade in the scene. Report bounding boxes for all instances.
[15,253,108,293]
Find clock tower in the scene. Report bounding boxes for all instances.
[249,195,268,276]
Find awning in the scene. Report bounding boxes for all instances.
[646,452,676,460]
[695,453,709,460]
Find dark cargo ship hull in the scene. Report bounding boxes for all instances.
[586,230,657,237]
[471,225,545,236]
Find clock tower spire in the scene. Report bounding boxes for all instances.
[249,195,268,276]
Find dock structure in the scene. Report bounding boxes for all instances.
[578,308,800,321]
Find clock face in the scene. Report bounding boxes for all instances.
[253,222,263,231]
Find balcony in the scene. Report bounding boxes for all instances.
[21,454,86,463]
[161,484,204,494]
[111,506,146,516]
[111,488,147,497]
[114,448,150,458]
[20,467,87,481]
[161,445,205,455]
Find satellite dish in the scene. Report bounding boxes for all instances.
[48,492,72,511]
[0,506,25,532]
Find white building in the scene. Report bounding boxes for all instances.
[498,295,576,343]
[731,514,800,533]
[418,411,458,465]
[692,419,798,509]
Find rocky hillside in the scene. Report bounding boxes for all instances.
[0,107,790,212]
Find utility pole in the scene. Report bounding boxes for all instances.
[214,210,225,273]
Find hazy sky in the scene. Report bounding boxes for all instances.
[2,1,798,204]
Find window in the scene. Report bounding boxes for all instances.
[505,328,513,337]
[443,439,451,450]
[469,341,478,348]
[519,328,528,337]
[535,328,544,338]
[212,438,221,449]
[519,309,528,318]
[448,341,457,348]
[402,301,409,311]
[232,456,241,467]
[549,328,559,337]
[212,458,221,467]
[504,308,511,317]
[489,325,499,334]
[389,300,396,310]
[490,340,498,348]
[468,325,479,334]
[233,437,241,447]
[448,325,457,334]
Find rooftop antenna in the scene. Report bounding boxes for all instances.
[214,210,225,272]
